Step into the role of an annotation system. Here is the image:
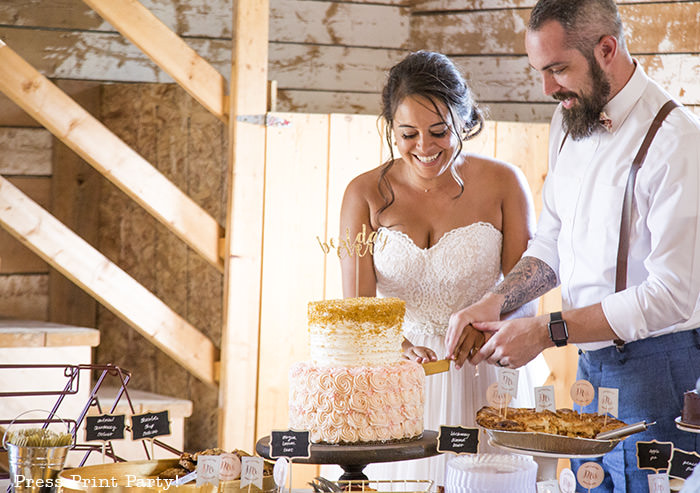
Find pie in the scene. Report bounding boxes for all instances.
[476,406,626,439]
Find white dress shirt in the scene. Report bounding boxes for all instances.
[525,63,700,351]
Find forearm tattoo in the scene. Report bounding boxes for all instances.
[493,256,558,314]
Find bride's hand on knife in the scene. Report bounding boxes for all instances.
[402,339,437,363]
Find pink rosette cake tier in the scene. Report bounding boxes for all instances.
[289,360,424,444]
[289,297,425,444]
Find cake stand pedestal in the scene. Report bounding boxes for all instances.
[256,431,439,481]
[489,440,607,482]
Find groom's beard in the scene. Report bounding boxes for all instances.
[555,58,611,140]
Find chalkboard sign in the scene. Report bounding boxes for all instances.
[669,449,700,480]
[636,440,674,471]
[85,414,125,442]
[437,426,479,454]
[269,429,311,459]
[131,411,171,440]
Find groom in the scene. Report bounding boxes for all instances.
[446,0,700,491]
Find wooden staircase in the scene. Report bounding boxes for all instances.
[0,0,269,450]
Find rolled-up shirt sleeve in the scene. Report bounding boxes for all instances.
[602,128,700,341]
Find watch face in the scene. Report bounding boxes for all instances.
[549,319,568,343]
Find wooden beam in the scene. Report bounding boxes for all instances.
[218,0,269,451]
[0,40,224,271]
[81,0,228,122]
[0,175,217,384]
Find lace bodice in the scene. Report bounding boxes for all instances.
[373,222,502,337]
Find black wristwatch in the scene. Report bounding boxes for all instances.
[548,311,569,347]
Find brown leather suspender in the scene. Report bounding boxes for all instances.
[612,99,679,347]
[615,100,679,292]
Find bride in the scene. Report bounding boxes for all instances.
[336,50,549,486]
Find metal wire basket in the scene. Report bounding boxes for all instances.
[313,479,434,493]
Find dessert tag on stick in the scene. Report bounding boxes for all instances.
[669,448,700,480]
[647,473,670,493]
[497,367,519,399]
[576,461,604,492]
[196,454,222,486]
[535,385,556,413]
[570,380,595,418]
[636,440,674,472]
[597,387,619,425]
[487,382,512,418]
[558,468,576,493]
[240,456,264,490]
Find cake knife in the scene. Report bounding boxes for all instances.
[422,359,450,375]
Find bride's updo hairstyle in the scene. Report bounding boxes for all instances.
[377,50,484,220]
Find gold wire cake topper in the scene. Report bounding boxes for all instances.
[317,225,387,297]
[316,224,387,259]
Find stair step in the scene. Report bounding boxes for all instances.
[0,318,99,348]
[93,386,193,420]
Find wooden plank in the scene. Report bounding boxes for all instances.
[271,0,410,49]
[411,3,700,55]
[0,27,231,84]
[0,40,224,271]
[257,113,328,486]
[452,54,700,105]
[219,0,269,451]
[0,177,50,274]
[414,0,661,10]
[1,0,408,41]
[0,176,217,383]
[0,320,99,348]
[0,128,51,175]
[270,44,403,93]
[81,0,228,122]
[276,90,382,116]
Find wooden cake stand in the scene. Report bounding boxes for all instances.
[256,431,439,481]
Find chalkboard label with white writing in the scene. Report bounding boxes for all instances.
[636,440,673,471]
[131,411,171,440]
[85,414,125,442]
[669,449,700,480]
[437,426,479,454]
[269,430,311,459]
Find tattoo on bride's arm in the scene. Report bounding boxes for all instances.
[493,257,557,313]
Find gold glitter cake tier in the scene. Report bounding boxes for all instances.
[308,297,405,326]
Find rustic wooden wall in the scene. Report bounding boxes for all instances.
[1,0,696,120]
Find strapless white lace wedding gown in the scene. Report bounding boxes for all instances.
[363,222,550,485]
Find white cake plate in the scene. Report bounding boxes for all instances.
[489,439,607,482]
